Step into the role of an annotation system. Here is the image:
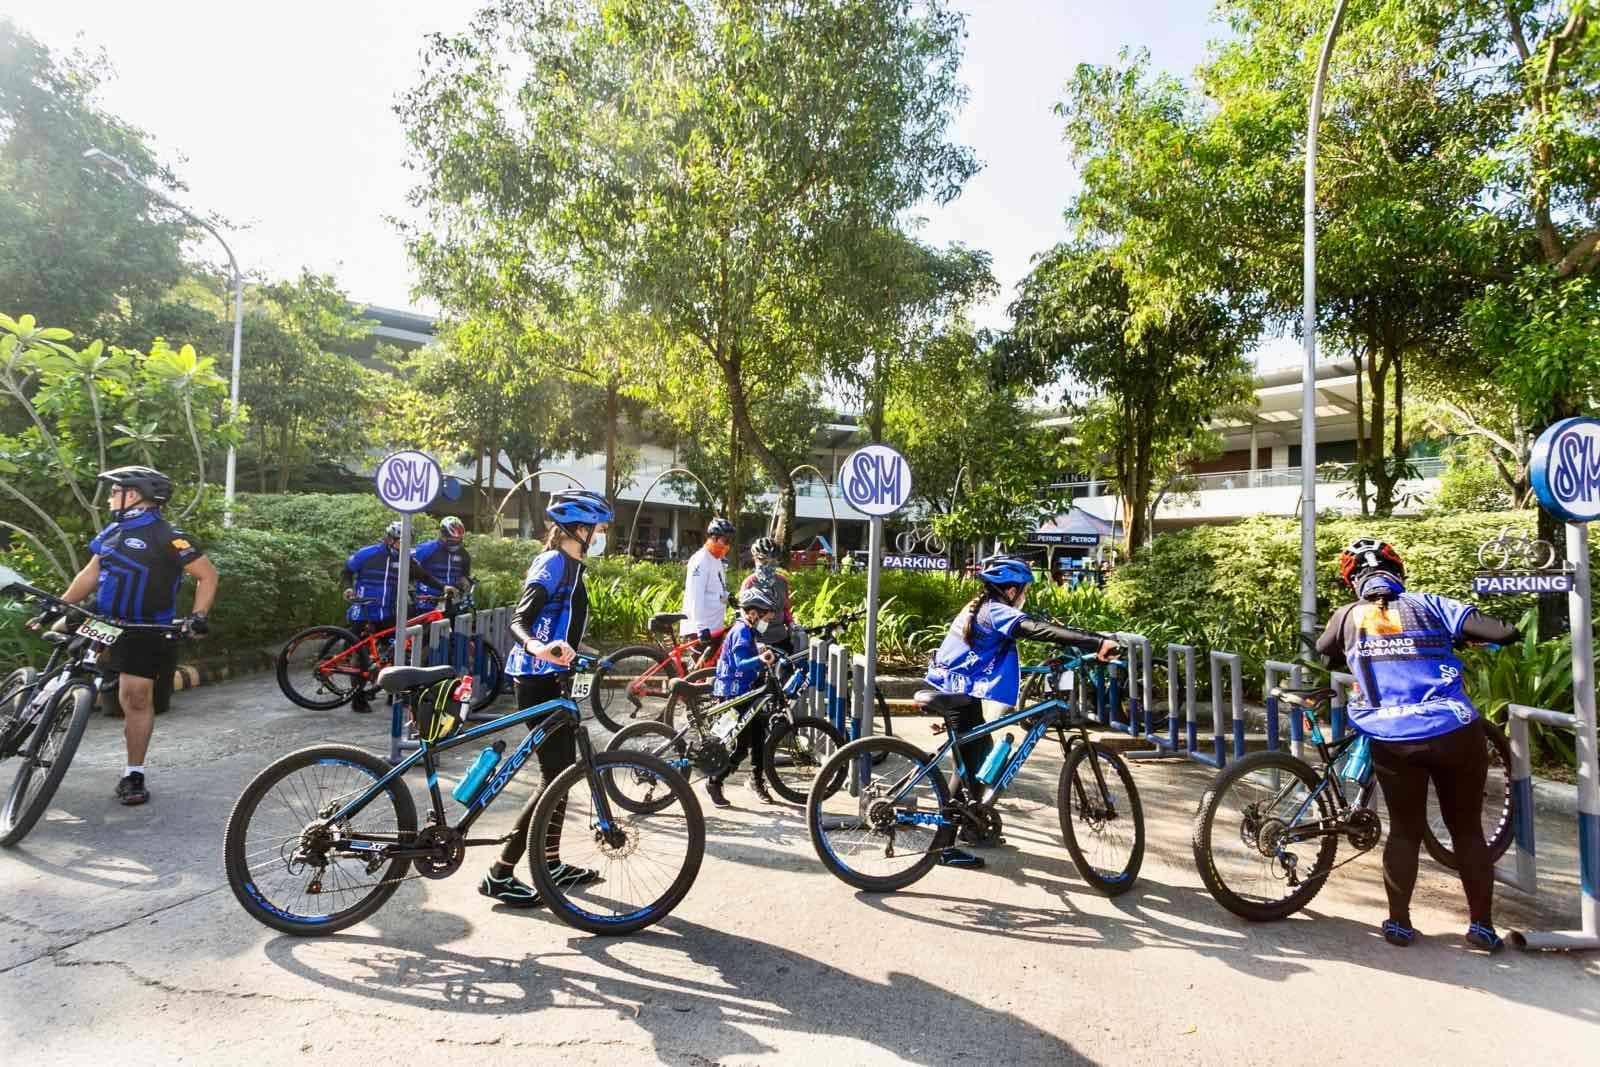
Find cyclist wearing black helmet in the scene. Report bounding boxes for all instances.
[681,516,735,638]
[925,554,1117,868]
[42,466,217,806]
[479,489,611,908]
[1315,537,1519,952]
[739,535,793,626]
[703,587,785,807]
[413,515,472,604]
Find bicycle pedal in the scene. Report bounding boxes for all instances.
[929,722,946,735]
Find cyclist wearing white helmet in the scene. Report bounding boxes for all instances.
[341,521,406,714]
[703,587,785,808]
[681,516,735,638]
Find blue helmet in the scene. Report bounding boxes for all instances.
[546,489,613,530]
[977,554,1034,589]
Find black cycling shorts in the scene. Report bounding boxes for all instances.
[102,631,178,716]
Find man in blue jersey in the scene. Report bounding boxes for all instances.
[342,521,403,714]
[413,515,472,606]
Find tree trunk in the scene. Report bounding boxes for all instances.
[472,431,485,532]
[1353,335,1370,516]
[603,378,620,553]
[722,356,796,555]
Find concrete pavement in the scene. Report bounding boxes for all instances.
[0,672,1595,1065]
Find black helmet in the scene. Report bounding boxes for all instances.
[707,516,736,538]
[98,465,172,505]
[737,588,777,613]
[751,536,782,561]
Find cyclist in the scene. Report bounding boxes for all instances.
[479,489,611,908]
[925,554,1117,869]
[1315,537,1520,953]
[704,587,785,808]
[35,466,216,806]
[681,516,734,639]
[739,536,793,627]
[341,521,403,714]
[413,515,472,606]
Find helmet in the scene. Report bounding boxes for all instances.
[1339,537,1404,589]
[751,536,782,561]
[976,554,1035,589]
[738,588,777,613]
[97,465,172,505]
[384,520,403,541]
[546,489,613,530]
[439,515,465,539]
[707,516,736,538]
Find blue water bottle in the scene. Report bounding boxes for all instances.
[1335,734,1372,795]
[452,740,506,805]
[977,734,1014,786]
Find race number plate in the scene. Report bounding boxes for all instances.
[571,673,595,701]
[77,618,124,646]
[1058,670,1075,692]
[712,709,740,743]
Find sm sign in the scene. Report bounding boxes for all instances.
[375,450,443,513]
[1532,418,1600,524]
[840,444,912,518]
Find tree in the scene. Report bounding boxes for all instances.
[397,0,979,551]
[0,20,190,339]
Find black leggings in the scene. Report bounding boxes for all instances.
[714,706,770,784]
[1370,719,1493,926]
[496,673,577,872]
[946,701,993,795]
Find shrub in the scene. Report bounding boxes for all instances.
[201,527,346,650]
[233,493,395,557]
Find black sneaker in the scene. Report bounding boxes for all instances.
[478,871,542,908]
[937,847,984,870]
[750,778,777,805]
[548,863,601,889]
[115,772,149,806]
[705,778,730,808]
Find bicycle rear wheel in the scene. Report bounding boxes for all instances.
[530,751,705,935]
[604,720,690,813]
[0,681,93,847]
[806,736,954,892]
[1192,750,1339,921]
[1057,742,1144,895]
[765,715,847,804]
[276,625,364,710]
[467,639,504,713]
[1423,719,1515,869]
[590,645,673,733]
[0,667,39,759]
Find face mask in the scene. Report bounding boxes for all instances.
[587,532,607,556]
[754,618,769,634]
[707,541,729,559]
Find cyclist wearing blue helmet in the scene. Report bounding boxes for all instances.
[926,554,1117,868]
[479,489,612,909]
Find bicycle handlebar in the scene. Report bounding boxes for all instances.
[4,581,187,636]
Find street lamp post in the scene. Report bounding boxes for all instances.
[83,148,245,527]
[1299,0,1350,640]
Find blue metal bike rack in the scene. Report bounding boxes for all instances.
[1263,659,1306,757]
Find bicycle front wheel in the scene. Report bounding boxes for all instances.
[590,645,673,733]
[0,667,39,759]
[1192,750,1339,921]
[0,681,93,847]
[530,751,705,936]
[1057,742,1145,895]
[806,736,954,893]
[223,744,418,935]
[1423,719,1515,869]
[765,714,847,804]
[276,625,364,710]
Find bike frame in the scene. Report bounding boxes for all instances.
[1271,711,1377,848]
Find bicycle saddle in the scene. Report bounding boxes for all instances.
[377,664,458,694]
[649,612,687,634]
[914,689,978,715]
[1272,686,1337,708]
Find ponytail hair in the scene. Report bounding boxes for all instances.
[961,584,1015,645]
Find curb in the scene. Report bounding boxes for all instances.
[171,647,277,692]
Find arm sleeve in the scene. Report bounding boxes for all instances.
[1314,603,1353,668]
[726,626,766,672]
[1459,611,1519,645]
[1014,615,1107,650]
[684,558,708,616]
[509,582,550,648]
[342,546,368,582]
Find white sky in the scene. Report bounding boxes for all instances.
[7,0,1299,367]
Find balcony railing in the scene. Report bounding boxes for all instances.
[1060,457,1446,495]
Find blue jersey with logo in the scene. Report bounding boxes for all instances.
[88,510,202,624]
[412,539,471,598]
[504,550,586,677]
[344,542,400,623]
[925,599,1028,706]
[713,619,768,698]
[1341,592,1479,741]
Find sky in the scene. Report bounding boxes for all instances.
[6,0,1298,367]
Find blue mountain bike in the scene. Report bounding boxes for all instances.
[806,651,1145,895]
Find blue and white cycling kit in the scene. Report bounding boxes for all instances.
[343,542,400,624]
[412,538,471,599]
[503,550,588,678]
[713,619,767,698]
[1335,591,1480,742]
[926,600,1028,706]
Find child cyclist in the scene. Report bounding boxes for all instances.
[925,554,1118,869]
[704,587,786,808]
[478,489,612,909]
[1315,538,1519,952]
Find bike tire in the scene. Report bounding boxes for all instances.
[529,750,705,936]
[1522,538,1556,571]
[604,719,689,813]
[468,640,505,714]
[658,666,716,733]
[874,687,895,738]
[0,681,94,847]
[0,667,39,759]
[590,645,673,733]
[223,744,417,935]
[1057,742,1145,895]
[1477,543,1510,571]
[1423,719,1515,869]
[276,625,364,710]
[1192,750,1339,922]
[806,735,955,893]
[765,715,848,804]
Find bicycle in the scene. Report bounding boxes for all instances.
[1191,685,1515,922]
[0,571,185,846]
[1476,526,1557,571]
[275,587,503,714]
[223,654,705,937]
[805,650,1145,896]
[604,643,849,806]
[893,525,946,556]
[585,613,729,733]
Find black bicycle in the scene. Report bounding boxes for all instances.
[224,654,704,936]
[0,571,184,846]
[604,644,848,806]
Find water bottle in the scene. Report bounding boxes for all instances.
[452,740,506,805]
[977,734,1015,786]
[1335,734,1372,795]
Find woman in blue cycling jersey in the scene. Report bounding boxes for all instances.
[478,490,611,909]
[926,554,1117,868]
[1316,538,1519,952]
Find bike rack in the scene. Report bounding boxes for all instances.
[1115,633,1154,737]
[387,622,426,765]
[826,644,851,737]
[1328,670,1358,740]
[851,653,870,741]
[1498,702,1600,951]
[1208,651,1243,767]
[1128,643,1197,762]
[807,637,829,720]
[1263,659,1307,757]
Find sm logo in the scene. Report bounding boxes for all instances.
[374,450,443,513]
[840,444,912,517]
[1532,418,1600,524]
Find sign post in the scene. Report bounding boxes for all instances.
[1526,417,1600,950]
[839,444,913,747]
[374,448,444,663]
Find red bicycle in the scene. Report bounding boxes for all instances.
[586,613,729,733]
[276,592,503,714]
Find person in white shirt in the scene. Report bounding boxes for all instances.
[681,516,735,637]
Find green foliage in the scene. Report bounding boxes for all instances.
[232,493,396,558]
[1459,609,1577,765]
[203,528,346,650]
[1432,440,1514,513]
